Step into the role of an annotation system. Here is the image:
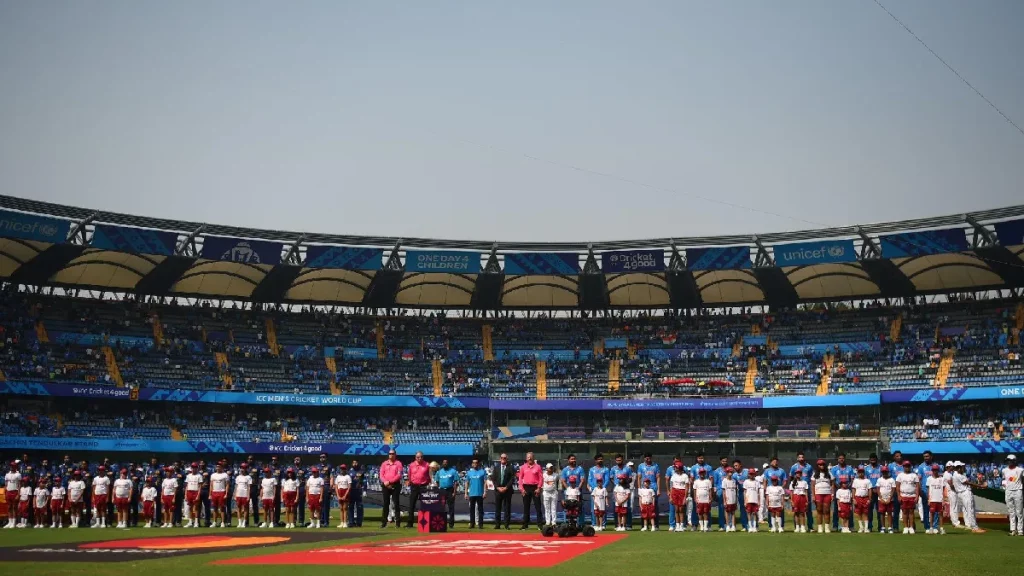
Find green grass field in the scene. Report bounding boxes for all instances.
[0,513,1011,576]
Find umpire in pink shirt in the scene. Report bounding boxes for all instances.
[378,449,403,528]
[405,452,431,528]
[518,452,544,529]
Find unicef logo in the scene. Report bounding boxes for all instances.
[828,245,845,257]
[39,224,59,238]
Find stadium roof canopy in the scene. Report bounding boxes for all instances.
[2,194,1024,310]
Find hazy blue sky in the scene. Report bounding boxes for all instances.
[1,0,1022,242]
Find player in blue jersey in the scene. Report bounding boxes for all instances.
[731,460,749,530]
[790,452,814,530]
[888,450,904,530]
[916,450,942,530]
[830,453,855,531]
[588,454,611,529]
[863,453,882,531]
[610,455,634,529]
[637,453,661,530]
[713,456,729,530]
[763,457,788,528]
[690,453,711,529]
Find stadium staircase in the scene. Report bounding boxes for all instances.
[228,329,235,343]
[376,320,385,359]
[935,349,954,388]
[626,340,637,360]
[382,430,394,445]
[151,313,165,346]
[1013,303,1024,345]
[816,353,833,396]
[35,319,49,343]
[215,352,233,388]
[744,356,757,393]
[750,323,761,335]
[593,338,604,357]
[102,346,125,388]
[482,324,494,361]
[607,358,621,394]
[732,338,744,358]
[170,427,183,440]
[201,327,208,343]
[890,315,902,342]
[325,357,340,395]
[431,359,443,397]
[536,360,547,400]
[265,318,280,355]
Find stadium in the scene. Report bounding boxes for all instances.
[1,193,1024,574]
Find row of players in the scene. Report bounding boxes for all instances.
[1,456,369,530]
[522,451,1022,535]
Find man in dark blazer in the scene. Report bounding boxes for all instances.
[492,453,515,529]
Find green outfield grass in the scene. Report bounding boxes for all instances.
[0,514,1010,576]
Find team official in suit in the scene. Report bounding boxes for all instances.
[492,453,515,529]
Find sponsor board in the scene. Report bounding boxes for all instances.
[216,532,625,568]
[0,532,364,562]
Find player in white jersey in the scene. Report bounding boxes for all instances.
[1001,455,1023,535]
[113,469,134,528]
[32,480,50,529]
[720,469,739,532]
[876,466,897,533]
[789,471,810,533]
[693,469,714,532]
[209,464,230,528]
[141,479,158,528]
[259,468,278,529]
[765,475,787,533]
[742,469,760,532]
[334,464,352,528]
[668,462,690,532]
[184,464,204,528]
[638,478,656,532]
[943,462,961,528]
[951,461,983,533]
[4,462,22,529]
[851,467,874,533]
[895,461,920,534]
[91,467,111,528]
[541,464,559,527]
[161,471,179,528]
[306,467,326,528]
[17,481,32,528]
[49,478,66,528]
[925,465,947,534]
[281,469,299,529]
[232,464,253,528]
[67,471,86,529]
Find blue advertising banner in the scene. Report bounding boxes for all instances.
[304,246,383,270]
[494,349,593,361]
[0,208,70,243]
[91,224,177,256]
[52,332,155,350]
[201,237,282,265]
[342,347,378,359]
[0,436,474,456]
[773,239,856,267]
[601,249,665,273]
[604,398,763,411]
[762,393,879,408]
[490,399,605,411]
[994,219,1024,246]
[604,338,627,350]
[641,348,732,361]
[775,342,881,358]
[405,250,482,273]
[880,384,1024,403]
[879,229,968,258]
[686,247,751,270]
[890,440,1024,455]
[504,253,579,275]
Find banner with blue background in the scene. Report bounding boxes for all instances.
[879,229,968,258]
[405,250,482,273]
[891,440,1024,455]
[686,247,751,270]
[504,253,579,275]
[304,246,383,270]
[0,436,474,456]
[201,237,282,265]
[775,342,880,357]
[773,239,856,267]
[0,208,70,243]
[601,249,665,273]
[52,332,154,350]
[995,218,1024,246]
[91,224,177,256]
[880,384,1024,403]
